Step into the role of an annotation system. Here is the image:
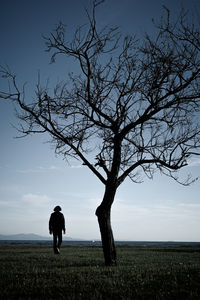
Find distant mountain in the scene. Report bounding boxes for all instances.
[0,233,73,240]
[0,233,50,240]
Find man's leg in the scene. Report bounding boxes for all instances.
[57,231,63,250]
[53,232,59,254]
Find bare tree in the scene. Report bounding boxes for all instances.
[1,2,200,265]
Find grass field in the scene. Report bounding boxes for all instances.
[0,245,200,299]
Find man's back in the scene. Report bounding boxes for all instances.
[49,211,65,232]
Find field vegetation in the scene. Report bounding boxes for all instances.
[0,245,200,299]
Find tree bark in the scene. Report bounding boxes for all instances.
[95,186,117,266]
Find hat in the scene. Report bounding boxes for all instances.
[54,205,62,212]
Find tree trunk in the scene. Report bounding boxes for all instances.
[95,186,117,266]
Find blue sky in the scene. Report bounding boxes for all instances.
[0,0,200,241]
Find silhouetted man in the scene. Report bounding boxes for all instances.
[49,206,66,254]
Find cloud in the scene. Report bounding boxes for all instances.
[69,164,83,169]
[0,200,19,208]
[0,192,53,236]
[22,193,51,207]
[16,165,62,174]
[112,199,200,221]
[187,157,200,167]
[111,198,200,241]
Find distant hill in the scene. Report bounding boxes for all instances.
[0,233,73,240]
[0,233,50,240]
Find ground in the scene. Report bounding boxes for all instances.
[0,245,200,299]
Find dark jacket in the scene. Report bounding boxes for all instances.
[49,211,65,233]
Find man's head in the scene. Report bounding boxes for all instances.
[54,205,62,212]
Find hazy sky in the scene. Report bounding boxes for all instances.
[0,0,200,241]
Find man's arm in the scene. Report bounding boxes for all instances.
[49,214,53,234]
[62,215,66,234]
